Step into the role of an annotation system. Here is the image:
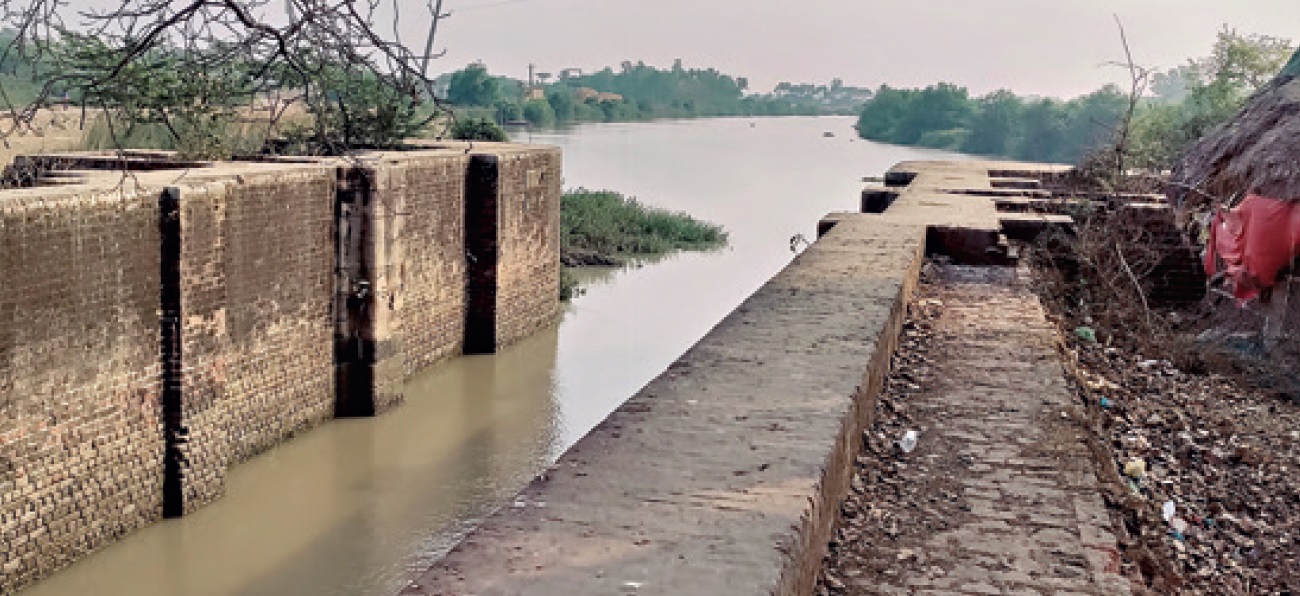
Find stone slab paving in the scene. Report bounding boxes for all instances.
[823,266,1129,595]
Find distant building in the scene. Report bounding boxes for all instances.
[574,87,624,103]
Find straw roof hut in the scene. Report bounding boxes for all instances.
[1172,49,1300,208]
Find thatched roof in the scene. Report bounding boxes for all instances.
[1172,53,1300,207]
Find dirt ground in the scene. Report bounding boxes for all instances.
[0,108,85,167]
[818,264,1129,595]
[819,261,1300,595]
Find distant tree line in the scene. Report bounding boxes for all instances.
[443,60,827,127]
[854,27,1295,167]
[856,83,1128,164]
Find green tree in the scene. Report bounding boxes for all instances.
[856,85,913,140]
[962,90,1023,156]
[1127,28,1295,169]
[1016,99,1069,163]
[448,64,499,106]
[891,83,971,145]
[547,89,575,122]
[522,99,555,126]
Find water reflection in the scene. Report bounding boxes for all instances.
[21,327,561,596]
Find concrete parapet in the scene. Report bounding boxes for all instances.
[415,216,927,595]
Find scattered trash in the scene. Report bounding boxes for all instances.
[1123,458,1147,479]
[621,581,644,592]
[1054,310,1300,594]
[1075,326,1097,343]
[899,430,919,453]
[1100,397,1114,409]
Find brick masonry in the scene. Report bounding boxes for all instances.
[170,166,339,513]
[0,143,562,594]
[0,183,164,591]
[346,153,471,413]
[489,147,563,349]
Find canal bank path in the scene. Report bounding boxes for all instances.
[820,265,1130,595]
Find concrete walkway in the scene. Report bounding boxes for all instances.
[822,266,1130,595]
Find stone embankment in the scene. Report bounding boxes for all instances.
[411,160,1141,595]
[0,144,561,594]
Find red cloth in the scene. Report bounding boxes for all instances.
[1205,194,1300,303]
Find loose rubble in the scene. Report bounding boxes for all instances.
[820,260,1300,595]
[817,278,949,595]
[1057,330,1300,594]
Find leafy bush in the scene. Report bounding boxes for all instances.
[450,117,508,142]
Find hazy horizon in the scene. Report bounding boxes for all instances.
[419,0,1298,99]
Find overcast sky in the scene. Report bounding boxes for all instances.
[418,0,1298,98]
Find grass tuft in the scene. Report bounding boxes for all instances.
[561,189,726,266]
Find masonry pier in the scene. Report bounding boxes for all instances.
[0,144,561,593]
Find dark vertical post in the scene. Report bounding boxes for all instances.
[464,154,500,354]
[159,187,185,518]
[334,167,378,417]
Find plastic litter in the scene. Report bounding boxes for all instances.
[1163,501,1176,522]
[1123,458,1147,479]
[899,430,919,453]
[1075,326,1097,343]
[1100,397,1114,409]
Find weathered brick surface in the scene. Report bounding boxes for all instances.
[0,184,164,594]
[0,145,562,593]
[356,153,470,410]
[172,167,337,511]
[474,147,562,350]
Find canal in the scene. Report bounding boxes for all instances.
[18,116,965,596]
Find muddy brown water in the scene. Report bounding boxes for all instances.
[19,117,967,596]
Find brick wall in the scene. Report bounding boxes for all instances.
[170,167,337,512]
[464,147,562,352]
[346,153,470,413]
[0,145,561,592]
[0,184,163,592]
